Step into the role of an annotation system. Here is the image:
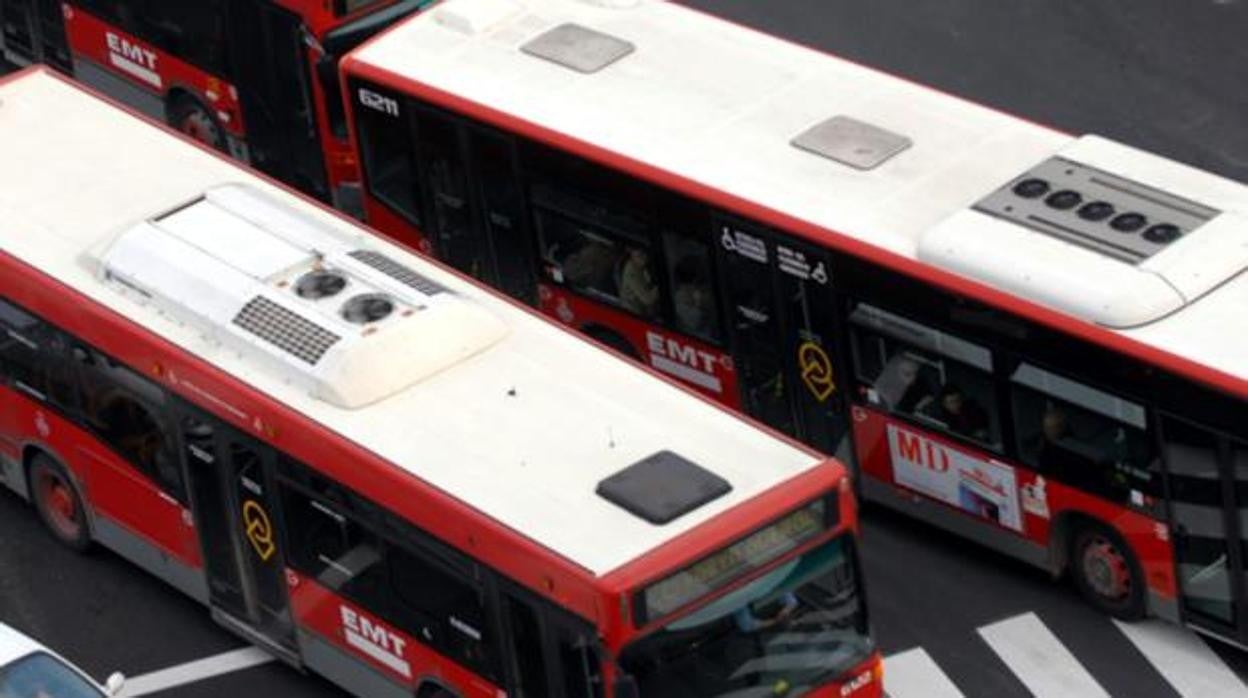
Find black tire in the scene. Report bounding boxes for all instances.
[1070,523,1145,620]
[28,454,91,552]
[167,95,226,152]
[585,327,640,361]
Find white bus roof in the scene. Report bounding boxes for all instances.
[0,70,824,577]
[350,0,1248,386]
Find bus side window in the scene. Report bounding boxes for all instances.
[1010,364,1157,505]
[0,298,49,400]
[661,229,721,344]
[848,303,1001,449]
[279,483,384,594]
[388,544,496,679]
[532,185,658,320]
[75,346,184,501]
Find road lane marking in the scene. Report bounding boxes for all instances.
[883,647,965,698]
[1115,619,1248,698]
[978,612,1109,698]
[119,646,275,697]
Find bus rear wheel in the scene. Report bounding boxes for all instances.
[1071,523,1144,620]
[169,95,225,152]
[29,455,91,552]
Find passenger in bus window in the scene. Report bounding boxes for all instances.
[1035,404,1074,470]
[672,257,717,339]
[734,591,799,633]
[872,354,936,414]
[619,247,660,317]
[921,384,989,441]
[560,236,618,294]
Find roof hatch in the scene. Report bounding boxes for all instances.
[97,184,507,408]
[791,115,912,170]
[521,23,634,73]
[596,451,731,524]
[918,135,1248,328]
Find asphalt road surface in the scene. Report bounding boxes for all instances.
[5,1,1248,696]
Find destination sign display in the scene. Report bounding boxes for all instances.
[639,498,829,622]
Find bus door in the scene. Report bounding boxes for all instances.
[413,108,491,282]
[774,237,850,458]
[178,399,299,662]
[466,125,537,304]
[714,215,797,436]
[499,585,604,698]
[410,109,537,302]
[226,0,329,202]
[0,0,69,70]
[714,215,849,452]
[1161,415,1248,644]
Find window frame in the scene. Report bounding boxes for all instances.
[848,302,1003,451]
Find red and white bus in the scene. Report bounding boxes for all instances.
[344,0,1248,646]
[0,68,882,698]
[0,0,433,214]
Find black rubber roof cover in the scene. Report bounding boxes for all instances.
[596,451,732,525]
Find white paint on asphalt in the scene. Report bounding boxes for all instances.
[979,612,1109,698]
[883,647,965,698]
[119,646,275,697]
[1115,619,1248,698]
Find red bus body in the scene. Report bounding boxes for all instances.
[0,68,882,697]
[343,0,1248,648]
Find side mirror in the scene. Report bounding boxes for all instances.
[612,675,639,698]
[104,672,126,696]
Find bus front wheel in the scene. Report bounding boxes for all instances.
[29,454,91,552]
[1071,523,1145,620]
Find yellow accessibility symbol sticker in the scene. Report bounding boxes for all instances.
[242,500,276,562]
[798,341,836,403]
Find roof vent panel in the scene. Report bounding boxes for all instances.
[232,296,341,365]
[974,157,1218,265]
[349,250,447,296]
[597,451,732,525]
[521,23,634,74]
[791,115,912,170]
[155,194,313,280]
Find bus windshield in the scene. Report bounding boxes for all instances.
[619,535,872,696]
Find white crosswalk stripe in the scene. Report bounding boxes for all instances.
[978,612,1110,697]
[118,647,275,697]
[883,647,965,698]
[884,613,1248,698]
[1115,619,1248,698]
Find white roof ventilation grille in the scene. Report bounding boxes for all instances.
[974,157,1218,265]
[233,296,342,365]
[349,249,447,296]
[521,23,634,74]
[97,184,508,408]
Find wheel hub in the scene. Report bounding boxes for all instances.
[37,470,81,540]
[1082,537,1130,600]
